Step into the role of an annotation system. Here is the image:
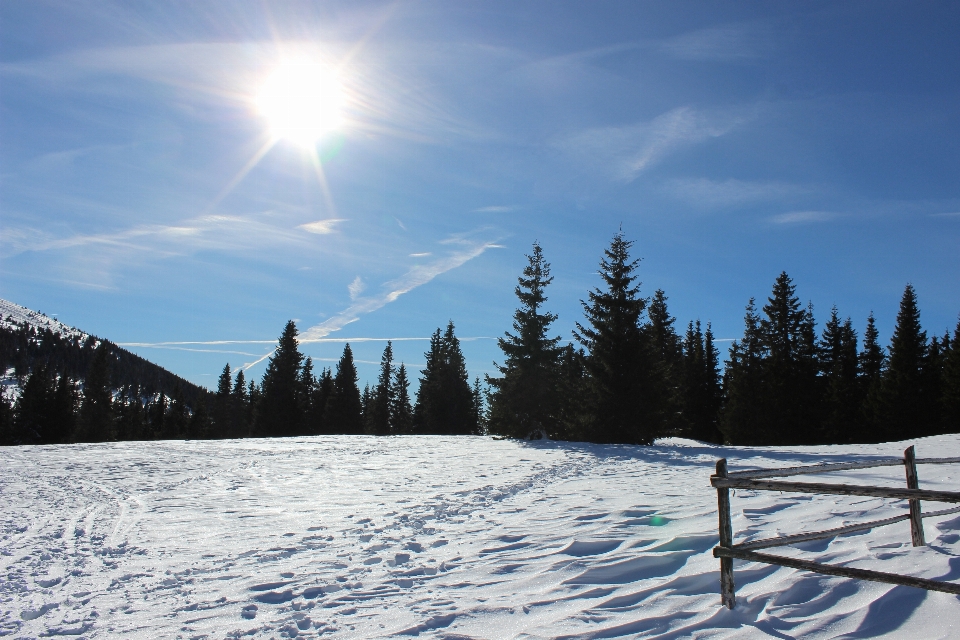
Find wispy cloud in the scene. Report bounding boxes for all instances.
[665,178,811,208]
[930,211,960,218]
[299,232,502,343]
[299,219,345,234]
[770,210,835,224]
[348,276,365,300]
[409,252,432,258]
[659,24,771,62]
[557,106,747,182]
[473,205,518,213]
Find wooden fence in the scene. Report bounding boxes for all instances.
[710,446,960,609]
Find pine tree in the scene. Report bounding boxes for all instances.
[574,232,655,444]
[859,312,886,441]
[757,273,820,444]
[390,363,414,434]
[554,344,588,441]
[50,374,77,443]
[308,368,334,434]
[681,320,722,443]
[487,243,562,438]
[214,364,233,438]
[187,396,211,439]
[922,334,947,434]
[883,284,928,440]
[720,299,765,444]
[299,356,316,436]
[327,344,363,433]
[414,322,477,435]
[232,369,248,438]
[819,308,860,442]
[370,342,394,435]
[471,377,486,435]
[943,318,960,431]
[257,321,305,437]
[645,289,683,434]
[0,391,14,446]
[78,343,113,442]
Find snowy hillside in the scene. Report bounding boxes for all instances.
[0,299,89,343]
[3,435,960,638]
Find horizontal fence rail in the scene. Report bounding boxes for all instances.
[710,446,960,609]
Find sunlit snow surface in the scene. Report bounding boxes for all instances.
[3,436,960,638]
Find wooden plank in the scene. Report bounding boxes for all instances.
[916,457,960,465]
[710,477,960,503]
[924,505,960,518]
[713,546,960,595]
[734,513,912,551]
[715,459,736,609]
[727,458,903,480]
[904,446,926,546]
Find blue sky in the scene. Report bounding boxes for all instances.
[2,1,958,390]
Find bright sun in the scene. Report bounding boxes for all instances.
[256,57,344,147]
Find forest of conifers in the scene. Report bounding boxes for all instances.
[2,232,959,447]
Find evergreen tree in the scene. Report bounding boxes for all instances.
[759,273,820,444]
[326,344,363,433]
[681,320,722,443]
[0,391,14,446]
[257,321,305,437]
[943,318,960,431]
[246,380,261,435]
[645,289,683,433]
[232,369,248,438]
[370,343,394,435]
[574,232,656,444]
[414,322,477,435]
[487,243,562,438]
[114,385,143,443]
[78,343,113,442]
[818,308,860,442]
[390,363,414,434]
[361,383,374,432]
[859,312,886,441]
[50,373,77,443]
[720,299,765,444]
[299,357,316,435]
[471,377,486,435]
[883,284,928,440]
[214,364,233,438]
[308,367,334,434]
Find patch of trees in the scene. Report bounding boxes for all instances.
[0,322,207,445]
[485,235,960,445]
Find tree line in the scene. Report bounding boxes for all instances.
[485,235,960,445]
[2,231,958,446]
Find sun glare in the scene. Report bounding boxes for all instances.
[256,57,344,147]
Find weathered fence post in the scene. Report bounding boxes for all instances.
[715,458,736,609]
[904,445,925,547]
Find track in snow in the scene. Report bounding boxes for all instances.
[2,435,960,638]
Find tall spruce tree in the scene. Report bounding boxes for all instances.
[554,344,588,441]
[308,367,334,434]
[487,243,563,438]
[819,308,860,442]
[390,363,414,434]
[759,273,820,444]
[232,369,248,438]
[859,312,886,441]
[257,321,305,437]
[681,320,722,443]
[720,299,765,444]
[883,284,928,440]
[327,344,363,433]
[645,289,683,434]
[214,364,233,438]
[414,322,477,435]
[370,342,394,435]
[574,232,656,444]
[14,363,53,444]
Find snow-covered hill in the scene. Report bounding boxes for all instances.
[0,298,89,343]
[3,435,960,638]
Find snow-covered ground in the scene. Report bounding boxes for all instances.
[3,435,960,639]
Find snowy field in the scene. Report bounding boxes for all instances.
[3,435,960,639]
